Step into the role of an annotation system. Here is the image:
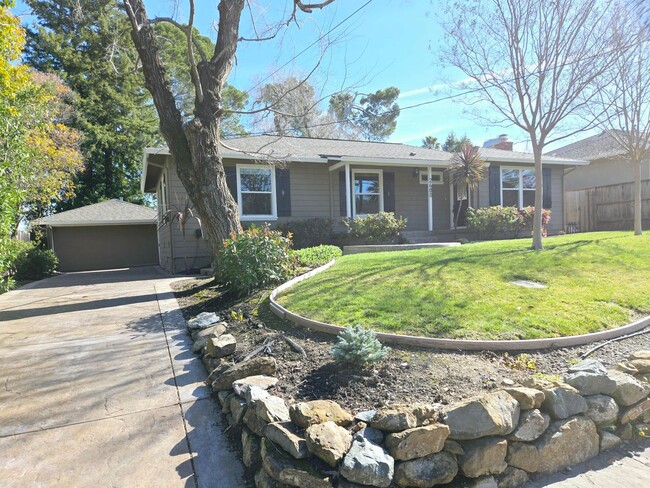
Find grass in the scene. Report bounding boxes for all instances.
[277,232,650,340]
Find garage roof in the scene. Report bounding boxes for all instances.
[34,199,157,227]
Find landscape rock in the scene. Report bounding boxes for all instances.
[264,422,308,459]
[630,351,650,360]
[206,361,231,385]
[242,428,262,468]
[245,385,272,405]
[217,390,233,412]
[232,375,278,398]
[607,370,650,406]
[370,404,441,432]
[211,356,277,391]
[254,468,289,488]
[496,466,529,488]
[229,395,248,424]
[541,387,588,419]
[355,410,376,423]
[255,395,291,423]
[443,391,520,440]
[630,359,650,373]
[443,439,464,456]
[261,438,332,488]
[384,423,450,461]
[193,321,227,340]
[187,312,220,329]
[506,442,538,473]
[620,398,650,424]
[244,407,268,437]
[535,416,599,475]
[356,427,384,445]
[503,387,545,410]
[393,451,458,488]
[613,362,638,374]
[340,434,394,488]
[289,400,354,428]
[565,371,617,396]
[507,409,550,442]
[470,476,497,488]
[458,437,507,478]
[584,394,619,425]
[599,431,622,451]
[206,333,237,358]
[568,358,607,375]
[305,421,353,467]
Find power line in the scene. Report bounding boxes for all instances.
[237,36,650,139]
[246,0,376,94]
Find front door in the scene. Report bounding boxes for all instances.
[451,182,469,228]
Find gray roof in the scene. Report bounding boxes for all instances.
[546,131,626,161]
[35,199,157,227]
[220,135,450,162]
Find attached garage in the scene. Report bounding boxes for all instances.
[36,199,159,272]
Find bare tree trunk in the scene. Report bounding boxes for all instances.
[181,118,242,255]
[633,158,643,235]
[531,141,544,250]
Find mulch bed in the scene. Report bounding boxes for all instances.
[172,277,650,413]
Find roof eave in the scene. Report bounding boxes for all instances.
[36,219,157,227]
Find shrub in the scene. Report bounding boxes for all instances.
[331,324,390,368]
[341,212,407,243]
[293,245,342,268]
[215,224,295,295]
[13,244,58,281]
[466,206,551,240]
[276,218,334,249]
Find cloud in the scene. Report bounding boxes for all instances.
[399,77,477,99]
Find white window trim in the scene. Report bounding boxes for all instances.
[158,170,168,218]
[419,170,444,185]
[500,166,535,208]
[352,169,384,218]
[236,164,277,221]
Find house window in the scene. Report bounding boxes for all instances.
[419,171,444,185]
[501,167,536,208]
[353,169,383,216]
[237,164,277,220]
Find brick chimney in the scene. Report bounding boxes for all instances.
[492,134,513,151]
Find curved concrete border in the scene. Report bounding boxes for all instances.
[270,260,650,351]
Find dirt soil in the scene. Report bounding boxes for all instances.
[172,277,650,413]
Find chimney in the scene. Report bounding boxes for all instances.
[492,134,513,151]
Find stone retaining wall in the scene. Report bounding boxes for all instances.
[187,313,650,488]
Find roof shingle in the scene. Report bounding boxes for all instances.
[35,199,157,226]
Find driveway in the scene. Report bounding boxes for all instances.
[0,267,244,487]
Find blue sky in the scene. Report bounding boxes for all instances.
[13,0,590,151]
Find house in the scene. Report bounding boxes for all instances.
[34,199,158,272]
[549,131,650,231]
[141,135,586,273]
[548,130,650,191]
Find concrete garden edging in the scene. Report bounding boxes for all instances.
[270,260,650,351]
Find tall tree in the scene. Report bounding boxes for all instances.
[121,0,338,257]
[329,87,401,141]
[421,136,441,150]
[442,131,471,152]
[442,0,617,249]
[255,76,340,138]
[25,0,159,210]
[0,3,82,291]
[590,2,650,235]
[152,22,248,136]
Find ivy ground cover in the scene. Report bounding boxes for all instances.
[277,232,650,340]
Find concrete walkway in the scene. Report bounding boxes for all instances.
[0,267,244,488]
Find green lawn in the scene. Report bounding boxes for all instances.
[278,232,650,340]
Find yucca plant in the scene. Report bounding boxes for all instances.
[450,143,487,228]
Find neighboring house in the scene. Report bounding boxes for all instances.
[549,131,650,231]
[34,199,158,272]
[141,135,586,273]
[548,131,650,191]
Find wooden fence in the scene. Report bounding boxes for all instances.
[564,179,650,232]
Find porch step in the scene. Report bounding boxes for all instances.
[401,230,476,244]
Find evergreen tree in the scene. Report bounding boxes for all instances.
[442,131,472,153]
[25,0,159,209]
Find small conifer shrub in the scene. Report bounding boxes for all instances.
[331,324,390,368]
